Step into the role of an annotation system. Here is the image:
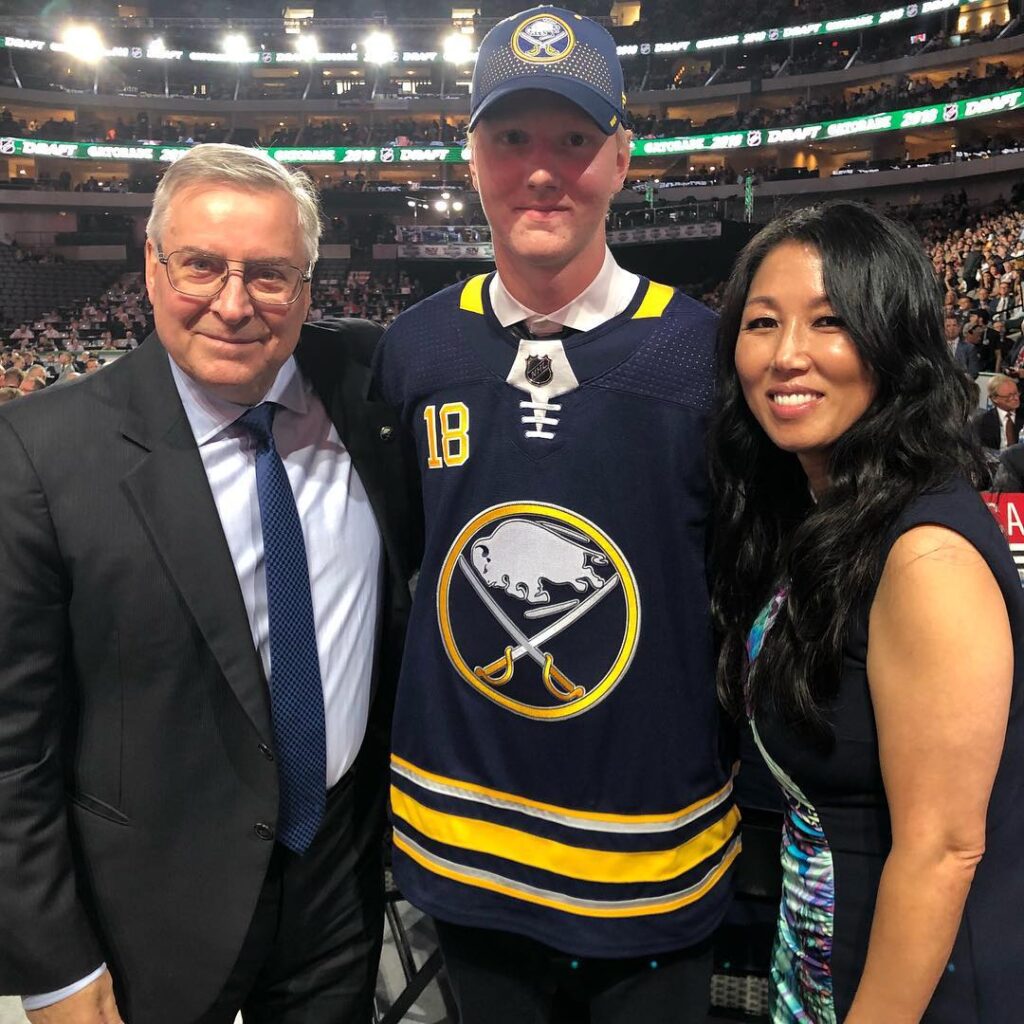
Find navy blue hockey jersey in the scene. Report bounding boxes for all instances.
[376,271,739,957]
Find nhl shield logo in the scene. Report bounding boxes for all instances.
[380,147,395,162]
[525,354,553,386]
[437,502,641,720]
[0,137,15,155]
[511,13,576,64]
[747,129,763,147]
[943,103,959,123]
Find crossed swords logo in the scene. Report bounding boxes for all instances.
[517,22,571,59]
[456,553,620,704]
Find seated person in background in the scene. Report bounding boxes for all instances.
[963,308,1000,372]
[710,200,1024,1023]
[973,373,1024,451]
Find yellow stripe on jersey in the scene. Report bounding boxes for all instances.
[390,785,741,884]
[459,273,488,314]
[391,753,735,832]
[393,829,742,918]
[632,280,675,319]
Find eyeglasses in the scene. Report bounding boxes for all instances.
[157,248,312,306]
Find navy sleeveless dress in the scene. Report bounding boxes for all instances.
[746,478,1024,1023]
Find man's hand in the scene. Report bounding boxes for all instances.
[25,973,124,1024]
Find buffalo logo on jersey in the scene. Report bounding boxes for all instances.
[437,502,640,720]
[511,14,576,63]
[525,354,554,386]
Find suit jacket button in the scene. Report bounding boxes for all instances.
[258,743,274,761]
[254,822,275,841]
[379,425,394,442]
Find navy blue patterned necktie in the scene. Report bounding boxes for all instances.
[237,402,326,854]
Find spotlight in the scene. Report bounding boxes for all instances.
[296,34,319,60]
[62,24,105,62]
[222,33,251,62]
[434,199,449,212]
[363,31,395,65]
[442,32,473,64]
[452,200,464,212]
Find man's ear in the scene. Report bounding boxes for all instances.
[613,126,632,195]
[467,138,480,192]
[143,238,158,300]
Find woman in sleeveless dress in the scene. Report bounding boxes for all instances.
[708,201,1024,1023]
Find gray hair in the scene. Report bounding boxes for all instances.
[987,373,1015,398]
[146,143,322,264]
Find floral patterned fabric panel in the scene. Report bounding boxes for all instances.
[746,587,838,1024]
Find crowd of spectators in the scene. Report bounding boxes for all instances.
[631,62,1024,139]
[0,264,432,406]
[307,267,426,326]
[626,12,1019,92]
[915,195,1024,377]
[10,54,1018,167]
[1,275,151,401]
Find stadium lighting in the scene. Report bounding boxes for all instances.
[148,37,168,57]
[62,24,105,62]
[363,31,395,65]
[295,34,319,59]
[443,32,473,64]
[434,199,449,212]
[221,33,251,62]
[452,200,464,212]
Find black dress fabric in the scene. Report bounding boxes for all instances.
[752,478,1024,1022]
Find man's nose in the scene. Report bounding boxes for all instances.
[209,270,255,323]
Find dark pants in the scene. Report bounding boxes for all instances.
[195,767,385,1024]
[435,920,713,1024]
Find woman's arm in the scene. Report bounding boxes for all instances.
[844,524,1012,1024]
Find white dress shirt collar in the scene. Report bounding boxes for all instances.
[169,353,309,447]
[489,248,640,335]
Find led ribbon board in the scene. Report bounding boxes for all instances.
[1,88,1020,165]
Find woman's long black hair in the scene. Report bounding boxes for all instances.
[709,201,988,737]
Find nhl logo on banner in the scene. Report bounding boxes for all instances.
[437,502,641,720]
[380,147,395,162]
[0,137,15,155]
[907,4,919,16]
[943,103,959,122]
[747,129,763,147]
[525,355,553,386]
[769,28,780,40]
[260,51,272,63]
[640,43,651,54]
[130,46,142,58]
[511,13,576,64]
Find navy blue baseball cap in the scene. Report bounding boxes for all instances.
[470,6,628,135]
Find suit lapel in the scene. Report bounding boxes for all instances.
[120,339,272,742]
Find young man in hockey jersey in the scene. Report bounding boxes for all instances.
[375,8,738,1022]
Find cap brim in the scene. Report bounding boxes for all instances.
[470,76,622,135]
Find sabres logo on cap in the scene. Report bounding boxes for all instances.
[511,13,576,64]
